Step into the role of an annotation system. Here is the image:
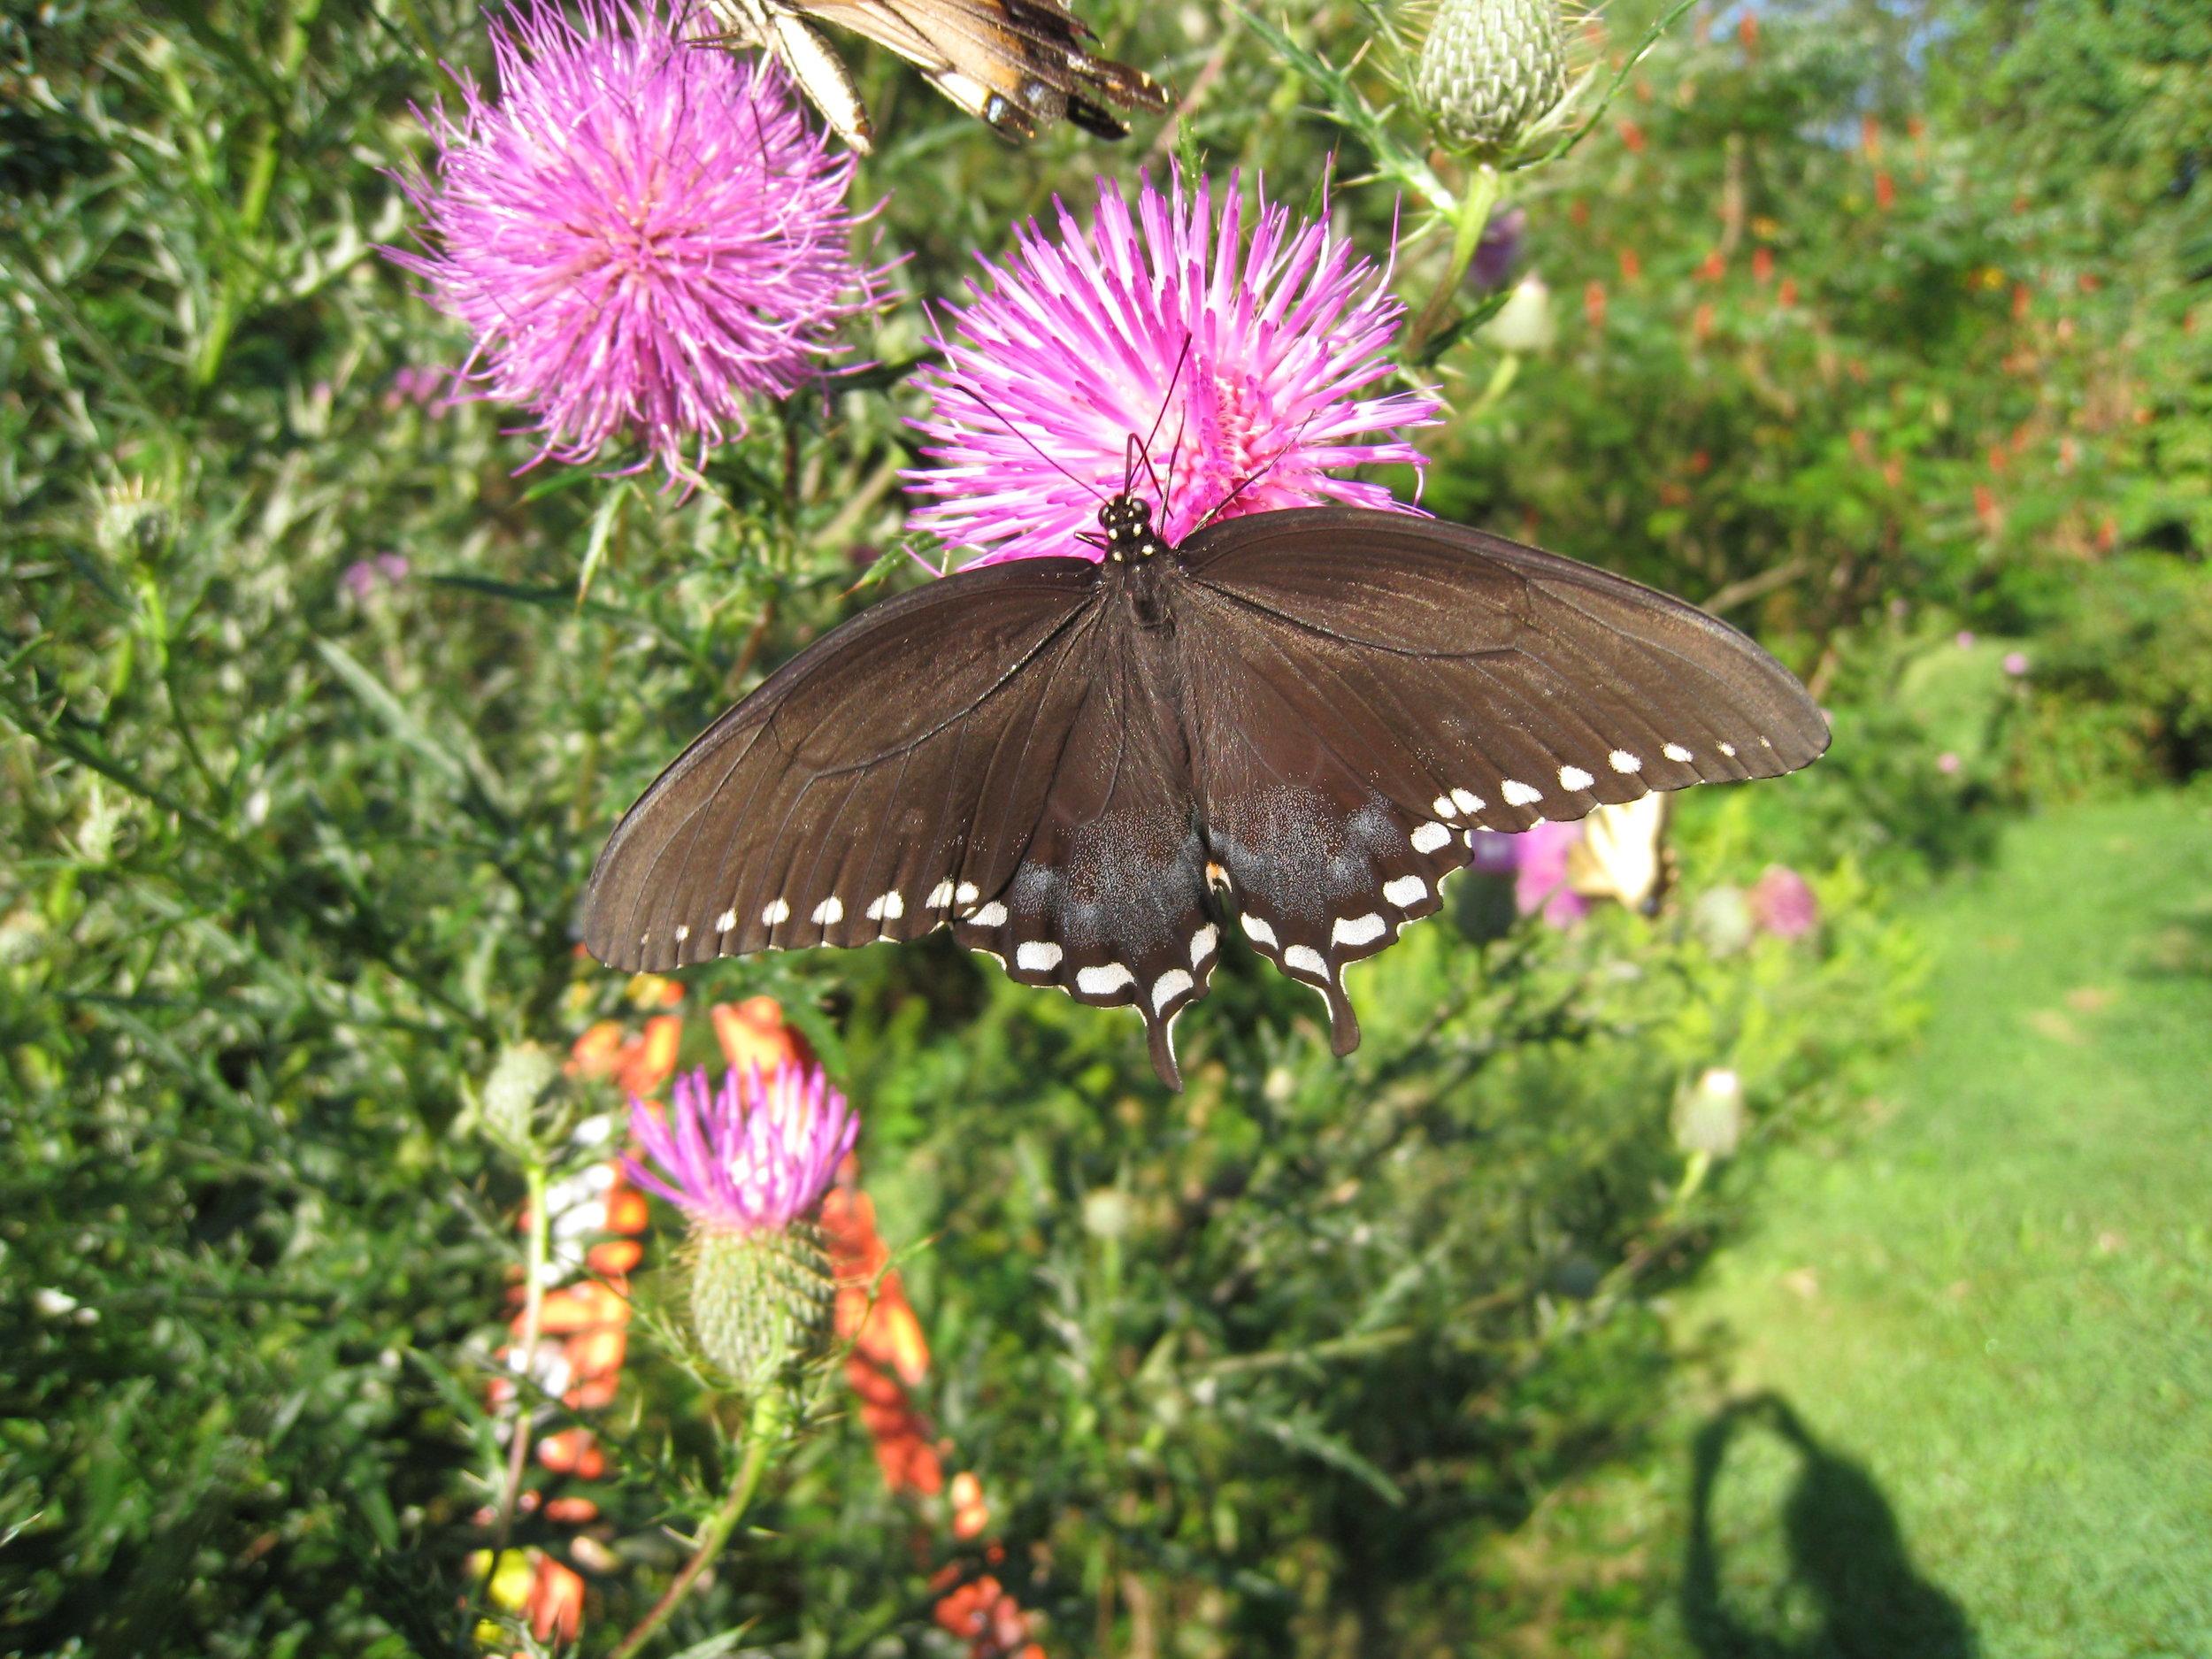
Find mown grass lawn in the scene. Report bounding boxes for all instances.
[1486,787,2212,1658]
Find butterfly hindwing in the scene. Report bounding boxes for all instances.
[950,618,1217,1086]
[1174,611,1476,1056]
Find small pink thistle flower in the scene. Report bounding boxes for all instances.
[388,0,875,483]
[1747,864,1819,939]
[626,1063,856,1237]
[1512,819,1590,928]
[906,171,1443,568]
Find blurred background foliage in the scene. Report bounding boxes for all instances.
[1,0,2204,1652]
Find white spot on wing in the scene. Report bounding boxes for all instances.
[761,899,790,926]
[1718,741,1738,757]
[1151,968,1193,1012]
[1609,749,1642,774]
[1502,779,1542,806]
[971,901,1008,927]
[673,924,689,942]
[1663,743,1694,762]
[1559,765,1594,792]
[715,909,736,933]
[1191,924,1218,965]
[1432,795,1458,818]
[865,891,904,921]
[1410,820,1453,854]
[1451,787,1485,815]
[1016,940,1062,972]
[1283,944,1329,979]
[1075,963,1134,996]
[1382,874,1427,909]
[1333,913,1386,947]
[926,880,955,909]
[1241,914,1278,949]
[811,896,843,926]
[955,882,979,906]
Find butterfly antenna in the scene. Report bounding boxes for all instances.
[957,382,1105,503]
[1133,334,1203,518]
[1158,411,1189,527]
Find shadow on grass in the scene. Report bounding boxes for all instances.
[1682,1394,1977,1659]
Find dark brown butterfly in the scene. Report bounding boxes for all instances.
[582,493,1829,1089]
[694,0,1170,151]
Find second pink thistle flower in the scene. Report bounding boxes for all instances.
[907,172,1443,566]
[389,0,876,483]
[627,1063,859,1386]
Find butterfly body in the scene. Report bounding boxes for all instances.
[584,503,1829,1087]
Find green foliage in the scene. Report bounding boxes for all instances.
[0,0,2192,1652]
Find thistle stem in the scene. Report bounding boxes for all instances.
[1408,164,1503,357]
[611,1387,787,1659]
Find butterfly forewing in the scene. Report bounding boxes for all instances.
[582,559,1103,971]
[1182,509,1829,812]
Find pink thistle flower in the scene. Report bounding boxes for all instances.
[1747,864,1819,939]
[388,0,876,483]
[906,171,1443,567]
[626,1063,857,1236]
[1512,819,1590,928]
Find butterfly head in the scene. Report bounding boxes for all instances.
[1098,493,1166,562]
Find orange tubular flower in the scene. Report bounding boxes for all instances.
[526,1552,586,1641]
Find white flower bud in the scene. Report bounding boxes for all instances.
[1483,274,1556,353]
[1675,1068,1747,1158]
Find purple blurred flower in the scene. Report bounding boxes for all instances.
[906,170,1443,567]
[1748,864,1818,939]
[388,0,875,483]
[2003,650,2029,676]
[1467,828,1521,876]
[1955,629,1977,649]
[1937,750,1962,775]
[1512,818,1589,928]
[342,552,410,602]
[1467,205,1527,291]
[626,1063,857,1237]
[384,365,450,411]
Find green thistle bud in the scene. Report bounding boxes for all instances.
[1415,0,1569,158]
[687,1220,836,1389]
[480,1041,562,1153]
